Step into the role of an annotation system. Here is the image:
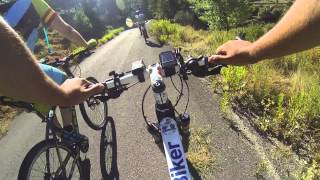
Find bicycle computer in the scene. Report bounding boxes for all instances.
[159,51,177,76]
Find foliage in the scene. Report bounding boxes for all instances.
[47,0,125,38]
[0,106,17,138]
[149,20,179,43]
[255,5,286,23]
[296,160,320,180]
[188,0,251,30]
[62,8,94,39]
[174,10,194,25]
[81,0,124,38]
[97,27,125,45]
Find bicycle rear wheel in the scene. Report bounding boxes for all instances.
[18,140,83,180]
[79,77,107,130]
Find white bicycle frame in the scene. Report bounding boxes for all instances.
[104,60,208,180]
[149,64,191,180]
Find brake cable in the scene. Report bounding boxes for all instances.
[141,85,151,125]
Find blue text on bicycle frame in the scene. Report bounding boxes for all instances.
[168,142,188,180]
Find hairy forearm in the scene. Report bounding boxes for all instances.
[50,16,88,47]
[0,18,68,105]
[250,0,320,61]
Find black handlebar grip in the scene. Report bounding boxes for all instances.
[186,56,226,77]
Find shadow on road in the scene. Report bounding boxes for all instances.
[100,116,119,180]
[187,159,203,180]
[146,40,164,48]
[75,50,95,63]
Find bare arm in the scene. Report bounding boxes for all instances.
[49,15,88,47]
[251,0,320,60]
[0,18,103,106]
[210,0,320,65]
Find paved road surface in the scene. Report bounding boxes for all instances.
[0,28,283,180]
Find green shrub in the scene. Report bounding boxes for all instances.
[98,27,124,45]
[149,20,179,43]
[174,10,194,25]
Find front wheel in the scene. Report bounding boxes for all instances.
[18,140,83,180]
[100,117,119,179]
[79,76,107,130]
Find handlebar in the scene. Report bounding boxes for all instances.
[41,48,91,67]
[98,50,226,100]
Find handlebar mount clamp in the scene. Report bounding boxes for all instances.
[131,60,146,82]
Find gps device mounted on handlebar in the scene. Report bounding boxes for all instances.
[159,51,178,76]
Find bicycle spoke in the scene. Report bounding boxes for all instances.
[51,148,54,176]
[87,99,104,124]
[67,156,79,180]
[30,150,53,179]
[55,152,72,177]
[26,143,82,180]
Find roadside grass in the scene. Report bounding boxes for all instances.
[256,159,268,178]
[188,126,215,174]
[0,106,18,138]
[97,27,125,45]
[149,19,320,178]
[0,117,9,138]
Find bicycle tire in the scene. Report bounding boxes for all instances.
[100,117,119,179]
[79,76,107,130]
[18,139,83,180]
[142,28,148,42]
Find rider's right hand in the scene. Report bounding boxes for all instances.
[208,39,257,66]
[59,78,104,106]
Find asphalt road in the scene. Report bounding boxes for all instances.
[0,28,289,180]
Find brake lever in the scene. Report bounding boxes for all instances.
[207,64,225,75]
[207,55,227,75]
[186,56,226,77]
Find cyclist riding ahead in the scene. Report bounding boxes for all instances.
[134,9,147,37]
[0,0,103,143]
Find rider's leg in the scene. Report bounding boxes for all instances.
[138,24,142,35]
[34,64,87,143]
[142,23,148,38]
[37,64,73,129]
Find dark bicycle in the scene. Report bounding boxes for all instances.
[140,23,148,43]
[135,21,148,43]
[42,49,107,130]
[0,97,90,180]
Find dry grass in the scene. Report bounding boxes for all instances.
[0,106,18,138]
[187,127,215,173]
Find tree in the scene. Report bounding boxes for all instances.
[82,0,124,37]
[188,0,251,30]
